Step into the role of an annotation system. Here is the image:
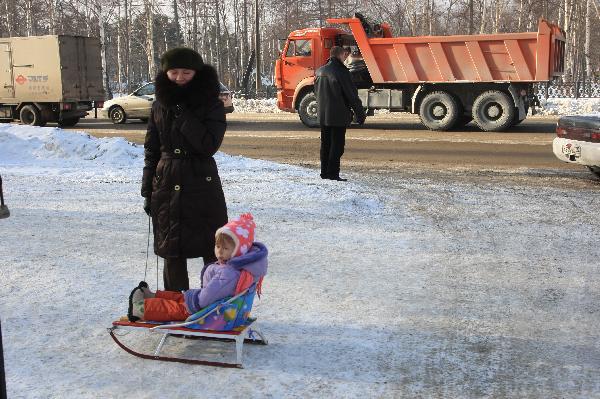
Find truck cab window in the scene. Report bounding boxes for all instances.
[285,41,295,58]
[294,40,311,57]
[285,39,312,58]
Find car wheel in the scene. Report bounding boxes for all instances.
[298,92,320,128]
[419,91,460,131]
[19,105,45,126]
[58,117,80,127]
[472,91,515,132]
[109,106,127,124]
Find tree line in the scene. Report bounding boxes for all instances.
[0,0,597,98]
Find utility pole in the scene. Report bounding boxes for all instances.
[255,0,261,95]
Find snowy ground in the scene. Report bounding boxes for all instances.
[1,125,599,398]
[537,98,600,116]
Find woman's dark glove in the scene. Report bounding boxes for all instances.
[143,197,151,216]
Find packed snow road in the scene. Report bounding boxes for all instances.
[0,124,598,398]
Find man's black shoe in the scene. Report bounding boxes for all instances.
[329,176,348,182]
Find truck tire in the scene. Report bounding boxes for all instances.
[472,91,515,132]
[58,117,80,127]
[19,105,45,127]
[109,106,127,124]
[589,166,600,179]
[298,92,319,128]
[418,91,459,131]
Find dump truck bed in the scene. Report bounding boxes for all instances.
[327,18,565,84]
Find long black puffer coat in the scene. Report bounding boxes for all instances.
[141,66,228,259]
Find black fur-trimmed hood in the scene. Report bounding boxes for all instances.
[154,64,221,108]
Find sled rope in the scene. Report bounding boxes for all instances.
[144,216,150,282]
[143,216,159,289]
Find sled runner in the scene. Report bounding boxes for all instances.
[109,280,268,368]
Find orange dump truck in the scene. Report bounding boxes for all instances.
[275,15,565,131]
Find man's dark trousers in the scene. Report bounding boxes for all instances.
[320,125,346,179]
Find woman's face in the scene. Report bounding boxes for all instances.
[166,68,196,86]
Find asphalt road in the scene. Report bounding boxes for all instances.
[64,112,596,186]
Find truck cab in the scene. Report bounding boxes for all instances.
[275,28,340,114]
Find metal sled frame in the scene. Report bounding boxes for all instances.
[108,319,268,368]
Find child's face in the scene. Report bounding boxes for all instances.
[215,239,235,264]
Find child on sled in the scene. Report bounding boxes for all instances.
[127,213,268,322]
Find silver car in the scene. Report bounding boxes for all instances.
[101,82,234,124]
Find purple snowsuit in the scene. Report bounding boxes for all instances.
[183,242,268,314]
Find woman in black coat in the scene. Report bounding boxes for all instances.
[141,48,228,291]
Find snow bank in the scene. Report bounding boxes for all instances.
[0,124,142,167]
[0,125,381,214]
[233,97,282,113]
[537,98,600,116]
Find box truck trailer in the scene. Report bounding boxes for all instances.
[0,35,105,127]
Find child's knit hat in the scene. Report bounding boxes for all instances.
[215,213,256,257]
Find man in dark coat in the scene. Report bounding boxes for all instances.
[141,48,228,292]
[314,46,366,181]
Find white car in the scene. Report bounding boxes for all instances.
[552,115,600,178]
[100,82,234,124]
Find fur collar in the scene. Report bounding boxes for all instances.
[154,64,221,108]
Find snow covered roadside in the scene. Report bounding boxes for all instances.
[233,97,282,113]
[1,125,599,398]
[537,98,600,116]
[232,97,600,116]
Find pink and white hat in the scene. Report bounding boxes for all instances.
[215,213,256,257]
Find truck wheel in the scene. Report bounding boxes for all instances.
[109,106,127,124]
[472,91,515,132]
[588,166,600,179]
[58,117,80,127]
[298,92,319,128]
[19,105,45,127]
[512,112,525,126]
[419,91,459,131]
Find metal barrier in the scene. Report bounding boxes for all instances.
[535,81,600,99]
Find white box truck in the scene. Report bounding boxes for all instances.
[0,35,105,127]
